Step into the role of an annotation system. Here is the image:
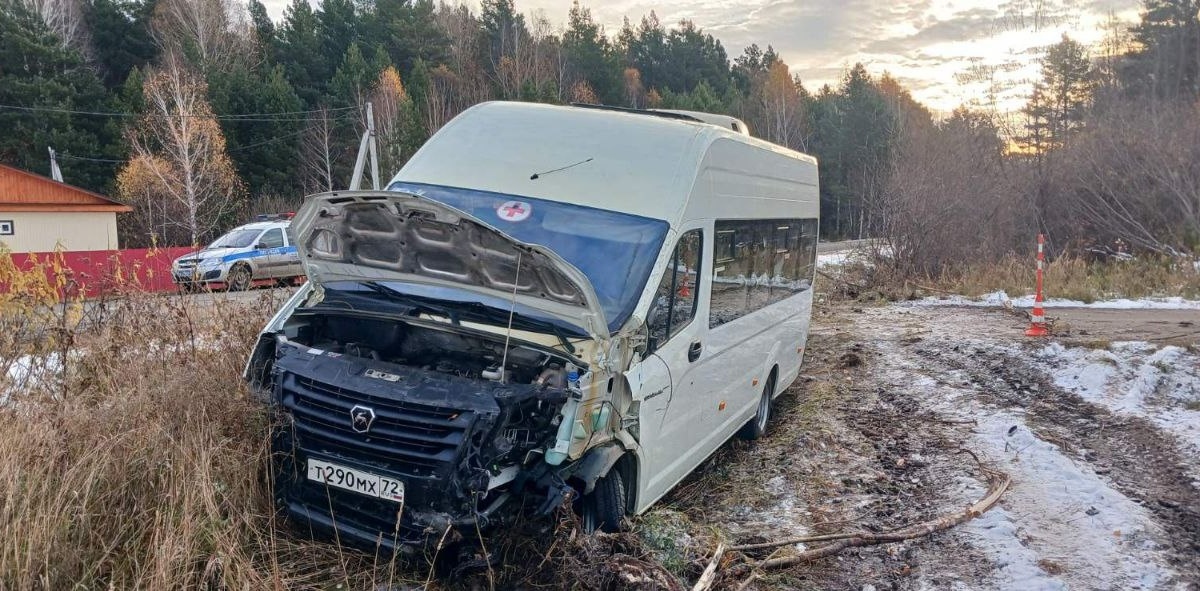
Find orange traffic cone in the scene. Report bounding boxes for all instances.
[1025,234,1050,337]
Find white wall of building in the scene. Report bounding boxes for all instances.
[0,211,120,253]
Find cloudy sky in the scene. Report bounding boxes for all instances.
[264,0,1143,114]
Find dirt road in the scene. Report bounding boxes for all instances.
[660,303,1199,590]
[1048,307,1200,348]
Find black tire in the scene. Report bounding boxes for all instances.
[227,264,252,291]
[581,468,626,533]
[738,374,776,441]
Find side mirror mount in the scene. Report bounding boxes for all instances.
[644,322,661,355]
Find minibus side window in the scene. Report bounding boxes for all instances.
[710,218,819,328]
[647,230,703,350]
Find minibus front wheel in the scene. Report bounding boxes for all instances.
[581,468,626,533]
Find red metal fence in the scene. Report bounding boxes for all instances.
[5,247,194,297]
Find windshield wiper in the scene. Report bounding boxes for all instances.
[359,281,462,324]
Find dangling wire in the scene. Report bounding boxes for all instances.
[498,251,523,384]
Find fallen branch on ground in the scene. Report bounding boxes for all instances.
[1001,300,1031,321]
[907,280,959,296]
[721,450,1010,580]
[691,542,726,591]
[817,268,866,291]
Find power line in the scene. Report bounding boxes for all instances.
[227,118,352,152]
[56,154,124,163]
[53,111,356,164]
[0,103,358,122]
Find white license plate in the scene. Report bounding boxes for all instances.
[306,458,405,503]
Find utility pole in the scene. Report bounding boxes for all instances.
[350,101,380,190]
[48,147,64,182]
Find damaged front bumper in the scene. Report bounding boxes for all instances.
[268,344,575,552]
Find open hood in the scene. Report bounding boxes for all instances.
[292,191,610,340]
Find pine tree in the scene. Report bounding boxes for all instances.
[1023,34,1093,153]
[0,0,111,191]
[1124,0,1200,99]
[277,0,327,106]
[208,63,304,197]
[369,0,447,75]
[246,0,276,58]
[86,0,155,89]
[563,1,620,104]
[330,42,375,108]
[317,0,359,74]
[665,20,730,96]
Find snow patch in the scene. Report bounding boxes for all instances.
[967,415,1175,590]
[1029,341,1200,456]
[726,474,813,541]
[871,331,1179,590]
[818,251,859,268]
[2,353,63,404]
[958,503,1063,590]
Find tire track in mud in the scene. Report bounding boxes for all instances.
[913,341,1200,583]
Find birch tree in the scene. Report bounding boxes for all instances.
[300,106,336,194]
[119,54,244,246]
[624,67,643,108]
[19,0,87,54]
[760,60,804,149]
[369,65,416,175]
[152,0,250,71]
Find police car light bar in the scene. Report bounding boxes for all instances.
[253,212,296,222]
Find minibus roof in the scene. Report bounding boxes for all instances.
[391,101,815,225]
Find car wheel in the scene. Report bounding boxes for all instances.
[581,468,626,533]
[738,374,776,441]
[227,264,252,291]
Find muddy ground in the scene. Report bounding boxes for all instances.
[636,301,1199,591]
[1047,308,1199,348]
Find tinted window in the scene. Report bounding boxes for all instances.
[709,218,818,328]
[259,228,285,249]
[647,230,702,349]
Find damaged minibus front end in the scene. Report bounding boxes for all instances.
[245,189,663,551]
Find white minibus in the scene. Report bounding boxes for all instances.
[245,101,819,551]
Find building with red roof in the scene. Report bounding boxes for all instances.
[0,163,131,253]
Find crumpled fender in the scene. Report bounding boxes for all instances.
[574,444,628,495]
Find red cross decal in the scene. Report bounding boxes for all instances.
[497,200,531,222]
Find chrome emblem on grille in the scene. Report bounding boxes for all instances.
[350,405,376,434]
[364,369,400,382]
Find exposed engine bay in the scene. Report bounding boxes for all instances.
[249,306,615,551]
[298,311,574,386]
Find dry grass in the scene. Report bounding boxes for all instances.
[835,252,1200,303]
[0,253,669,590]
[939,255,1200,302]
[0,254,436,590]
[0,297,387,589]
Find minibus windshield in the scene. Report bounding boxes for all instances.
[388,181,669,332]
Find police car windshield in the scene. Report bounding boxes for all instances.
[208,228,260,249]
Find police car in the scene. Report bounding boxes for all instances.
[171,214,304,291]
